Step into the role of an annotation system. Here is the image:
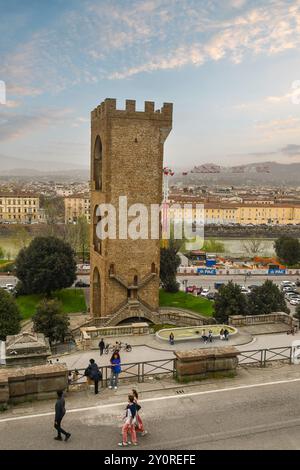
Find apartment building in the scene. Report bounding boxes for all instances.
[64,194,91,224]
[168,197,300,225]
[0,194,44,223]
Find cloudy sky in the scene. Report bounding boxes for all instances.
[1,0,300,169]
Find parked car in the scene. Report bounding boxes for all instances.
[241,286,251,294]
[290,298,300,305]
[75,280,90,288]
[200,288,210,297]
[206,292,216,300]
[282,286,296,292]
[4,284,14,292]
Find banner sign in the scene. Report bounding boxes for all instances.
[197,268,217,275]
[268,268,286,275]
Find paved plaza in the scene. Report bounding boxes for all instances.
[56,330,300,371]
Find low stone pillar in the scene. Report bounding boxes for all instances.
[174,347,239,382]
[6,363,68,404]
[0,370,9,407]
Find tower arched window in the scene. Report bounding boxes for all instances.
[93,205,102,255]
[94,135,102,191]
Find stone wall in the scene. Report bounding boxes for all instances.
[229,312,299,329]
[0,364,68,406]
[175,347,239,381]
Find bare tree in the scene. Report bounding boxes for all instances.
[242,239,266,257]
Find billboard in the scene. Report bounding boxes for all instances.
[197,268,217,275]
[268,268,286,275]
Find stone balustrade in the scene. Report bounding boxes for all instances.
[79,322,150,349]
[229,312,299,329]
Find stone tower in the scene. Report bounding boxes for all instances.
[90,99,173,324]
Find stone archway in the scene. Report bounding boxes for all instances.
[93,267,101,316]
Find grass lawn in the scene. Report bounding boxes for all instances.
[159,289,214,317]
[16,288,87,320]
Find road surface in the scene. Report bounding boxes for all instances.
[1,376,300,449]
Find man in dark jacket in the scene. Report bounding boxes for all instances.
[85,358,102,394]
[54,390,71,441]
[98,338,105,356]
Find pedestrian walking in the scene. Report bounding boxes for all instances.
[118,395,137,447]
[208,329,213,343]
[224,329,229,341]
[84,358,102,394]
[219,328,224,340]
[109,351,121,390]
[202,329,208,344]
[98,338,105,356]
[169,332,174,345]
[54,390,71,442]
[132,389,147,436]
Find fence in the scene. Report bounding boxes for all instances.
[238,346,293,367]
[68,358,176,388]
[67,346,295,389]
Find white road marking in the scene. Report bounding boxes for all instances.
[1,376,300,424]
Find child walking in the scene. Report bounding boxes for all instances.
[118,395,138,447]
[132,389,147,436]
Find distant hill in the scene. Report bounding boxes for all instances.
[0,155,89,180]
[0,154,88,173]
[173,162,300,186]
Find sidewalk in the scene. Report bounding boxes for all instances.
[54,331,253,370]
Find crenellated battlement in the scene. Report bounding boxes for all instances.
[91,98,173,120]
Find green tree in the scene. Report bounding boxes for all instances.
[33,299,69,345]
[202,239,225,254]
[0,246,4,259]
[0,289,21,340]
[247,280,289,315]
[15,236,77,296]
[160,238,181,293]
[13,227,31,250]
[41,196,64,225]
[214,281,248,324]
[274,237,300,266]
[65,216,90,263]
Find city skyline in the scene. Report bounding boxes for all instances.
[1,0,300,168]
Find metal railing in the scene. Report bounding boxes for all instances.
[237,346,293,367]
[67,346,295,389]
[68,358,176,388]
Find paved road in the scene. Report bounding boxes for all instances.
[1,376,300,449]
[1,273,299,289]
[177,274,299,289]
